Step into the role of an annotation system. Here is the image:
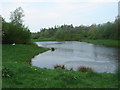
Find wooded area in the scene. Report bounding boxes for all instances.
[32,17,120,41]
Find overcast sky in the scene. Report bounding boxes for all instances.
[0,0,119,32]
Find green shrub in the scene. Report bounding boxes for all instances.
[2,67,14,78]
[2,22,31,44]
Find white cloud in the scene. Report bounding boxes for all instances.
[1,0,119,3]
[90,0,119,3]
[1,0,118,32]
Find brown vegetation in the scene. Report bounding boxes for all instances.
[54,65,65,69]
[77,66,93,72]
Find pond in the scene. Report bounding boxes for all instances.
[31,41,119,73]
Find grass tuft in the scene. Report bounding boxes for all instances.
[54,65,65,69]
[77,66,93,72]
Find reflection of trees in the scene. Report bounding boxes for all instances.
[92,45,118,63]
[93,45,98,61]
[58,48,74,56]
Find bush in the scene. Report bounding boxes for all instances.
[77,66,93,72]
[54,65,65,69]
[2,22,31,44]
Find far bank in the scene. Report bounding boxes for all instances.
[33,39,120,48]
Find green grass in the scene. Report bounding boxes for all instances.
[83,39,120,48]
[32,38,70,42]
[2,44,119,88]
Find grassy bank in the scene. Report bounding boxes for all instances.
[83,40,120,48]
[2,44,119,88]
[32,38,64,42]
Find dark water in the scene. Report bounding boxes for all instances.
[31,41,119,73]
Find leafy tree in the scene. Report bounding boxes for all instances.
[2,7,31,44]
[10,7,24,26]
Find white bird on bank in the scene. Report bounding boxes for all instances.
[12,43,15,46]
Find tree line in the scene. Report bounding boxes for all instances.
[32,17,120,41]
[1,7,119,44]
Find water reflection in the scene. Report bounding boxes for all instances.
[32,41,119,73]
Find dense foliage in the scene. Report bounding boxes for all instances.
[2,7,31,44]
[32,17,120,41]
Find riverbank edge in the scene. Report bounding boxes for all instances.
[29,48,50,66]
[3,46,118,88]
[83,39,120,48]
[33,39,120,48]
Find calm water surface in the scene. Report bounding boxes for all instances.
[31,41,119,73]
